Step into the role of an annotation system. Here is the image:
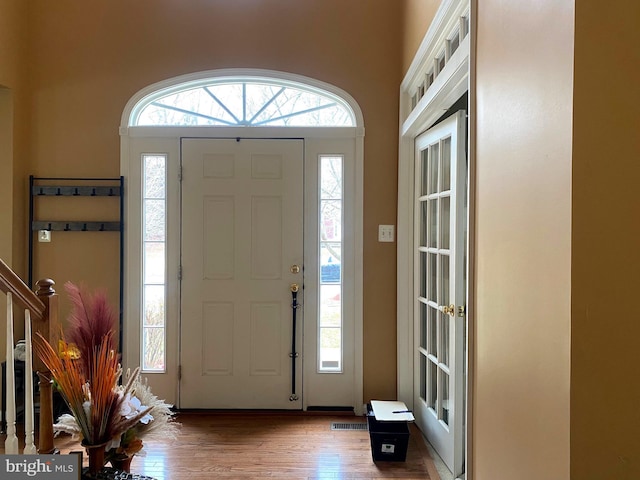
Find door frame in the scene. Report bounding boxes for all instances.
[397,1,473,478]
[119,69,366,413]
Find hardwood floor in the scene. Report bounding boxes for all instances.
[3,412,440,479]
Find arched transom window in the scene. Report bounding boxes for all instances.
[130,77,356,127]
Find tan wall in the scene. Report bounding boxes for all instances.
[474,1,573,478]
[572,2,640,478]
[0,0,26,267]
[22,0,403,401]
[0,0,29,358]
[401,0,442,74]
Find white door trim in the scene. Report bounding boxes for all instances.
[398,0,470,411]
[397,0,472,477]
[120,70,365,414]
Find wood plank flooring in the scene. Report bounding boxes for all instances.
[2,412,440,479]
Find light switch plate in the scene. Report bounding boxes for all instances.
[378,225,395,242]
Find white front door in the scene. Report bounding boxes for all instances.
[413,111,466,475]
[180,138,304,409]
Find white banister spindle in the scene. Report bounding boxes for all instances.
[5,291,18,454]
[24,308,37,454]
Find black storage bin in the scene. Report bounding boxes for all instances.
[367,414,410,462]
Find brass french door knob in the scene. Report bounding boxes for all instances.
[442,304,455,316]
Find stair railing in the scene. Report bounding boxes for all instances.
[0,258,58,454]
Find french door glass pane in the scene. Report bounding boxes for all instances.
[420,251,427,298]
[428,306,438,356]
[420,354,427,401]
[441,370,450,426]
[441,255,450,306]
[429,144,439,194]
[441,312,450,367]
[428,360,438,410]
[420,302,427,349]
[421,202,428,246]
[441,196,450,249]
[429,253,437,302]
[429,200,438,248]
[441,137,451,191]
[421,150,430,196]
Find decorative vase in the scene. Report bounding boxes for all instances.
[111,455,133,473]
[82,441,108,476]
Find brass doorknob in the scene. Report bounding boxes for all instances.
[442,304,455,316]
[290,283,299,293]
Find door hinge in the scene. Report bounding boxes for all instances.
[178,265,183,280]
[178,165,183,182]
[458,305,466,317]
[178,365,182,380]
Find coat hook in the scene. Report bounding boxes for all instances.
[38,188,44,195]
[82,223,87,231]
[73,187,79,196]
[99,223,105,231]
[64,223,70,231]
[56,188,61,196]
[91,188,96,196]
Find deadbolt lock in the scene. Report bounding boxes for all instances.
[290,264,301,274]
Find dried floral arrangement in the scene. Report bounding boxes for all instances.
[34,282,179,472]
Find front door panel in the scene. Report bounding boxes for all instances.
[180,138,303,409]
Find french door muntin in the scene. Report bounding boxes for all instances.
[414,111,466,476]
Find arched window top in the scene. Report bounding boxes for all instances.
[128,71,357,127]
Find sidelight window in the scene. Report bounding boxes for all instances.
[142,154,167,372]
[318,155,343,372]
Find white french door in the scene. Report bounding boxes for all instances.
[413,111,466,476]
[180,138,304,409]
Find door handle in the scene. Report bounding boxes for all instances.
[442,304,466,317]
[290,283,299,293]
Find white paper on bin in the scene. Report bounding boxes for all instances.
[370,400,415,422]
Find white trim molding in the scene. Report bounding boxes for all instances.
[120,69,365,414]
[397,0,470,412]
[397,1,471,477]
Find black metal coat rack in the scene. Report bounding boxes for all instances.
[28,176,125,353]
